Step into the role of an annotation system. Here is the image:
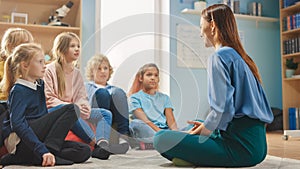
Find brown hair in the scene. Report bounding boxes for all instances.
[85,54,114,81]
[128,63,159,96]
[0,28,34,61]
[52,32,80,97]
[0,43,43,97]
[201,4,262,83]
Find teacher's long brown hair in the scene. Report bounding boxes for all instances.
[201,4,262,83]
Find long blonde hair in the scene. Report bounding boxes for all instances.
[201,4,262,83]
[52,32,80,97]
[85,54,114,81]
[0,28,34,61]
[128,63,159,96]
[0,43,43,97]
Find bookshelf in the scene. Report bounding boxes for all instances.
[0,0,82,100]
[280,0,300,140]
[0,0,81,53]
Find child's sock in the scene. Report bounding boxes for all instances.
[119,137,128,144]
[96,139,109,148]
[172,158,194,167]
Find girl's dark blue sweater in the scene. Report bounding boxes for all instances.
[2,80,49,157]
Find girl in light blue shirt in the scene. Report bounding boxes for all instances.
[154,4,274,167]
[128,63,178,145]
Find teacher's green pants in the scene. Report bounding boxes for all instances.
[153,116,267,167]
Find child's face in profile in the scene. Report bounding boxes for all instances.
[26,51,46,81]
[65,38,80,63]
[93,61,110,86]
[140,67,159,91]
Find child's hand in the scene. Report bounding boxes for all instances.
[42,152,55,166]
[79,104,90,119]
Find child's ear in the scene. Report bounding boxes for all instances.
[20,61,29,70]
[138,76,143,82]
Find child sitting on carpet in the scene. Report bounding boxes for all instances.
[0,43,90,166]
[128,63,178,149]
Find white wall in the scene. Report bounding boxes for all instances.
[99,0,156,92]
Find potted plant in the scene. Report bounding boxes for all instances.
[286,58,298,78]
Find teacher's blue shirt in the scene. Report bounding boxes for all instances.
[204,46,274,131]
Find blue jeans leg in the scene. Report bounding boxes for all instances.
[129,119,156,143]
[93,87,130,136]
[110,87,130,136]
[49,104,94,144]
[71,118,95,144]
[94,88,110,109]
[90,108,112,142]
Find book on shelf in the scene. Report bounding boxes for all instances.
[283,0,300,8]
[283,13,300,31]
[288,107,300,130]
[283,36,300,54]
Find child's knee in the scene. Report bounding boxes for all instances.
[153,130,169,151]
[101,109,112,119]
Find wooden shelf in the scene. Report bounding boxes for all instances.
[284,77,300,81]
[281,2,300,17]
[181,8,279,22]
[282,52,300,59]
[1,0,74,5]
[234,14,279,22]
[0,0,81,55]
[282,28,300,37]
[181,8,202,15]
[0,22,80,32]
[280,0,300,130]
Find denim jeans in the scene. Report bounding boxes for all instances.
[49,105,112,144]
[129,119,156,143]
[129,119,197,144]
[93,87,130,136]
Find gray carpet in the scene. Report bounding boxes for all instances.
[2,149,300,169]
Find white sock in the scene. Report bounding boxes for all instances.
[119,137,128,144]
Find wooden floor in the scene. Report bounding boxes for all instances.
[267,130,300,160]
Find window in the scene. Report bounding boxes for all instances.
[95,0,170,93]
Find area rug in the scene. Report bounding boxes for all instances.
[2,150,300,169]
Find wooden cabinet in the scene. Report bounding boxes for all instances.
[0,0,81,100]
[0,0,81,56]
[280,0,300,130]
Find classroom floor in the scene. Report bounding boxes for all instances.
[267,130,300,160]
[2,131,300,169]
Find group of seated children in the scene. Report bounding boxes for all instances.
[0,28,178,167]
[0,4,275,167]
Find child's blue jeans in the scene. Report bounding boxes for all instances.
[49,105,112,144]
[93,87,130,136]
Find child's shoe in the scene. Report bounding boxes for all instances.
[109,142,129,154]
[92,140,110,160]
